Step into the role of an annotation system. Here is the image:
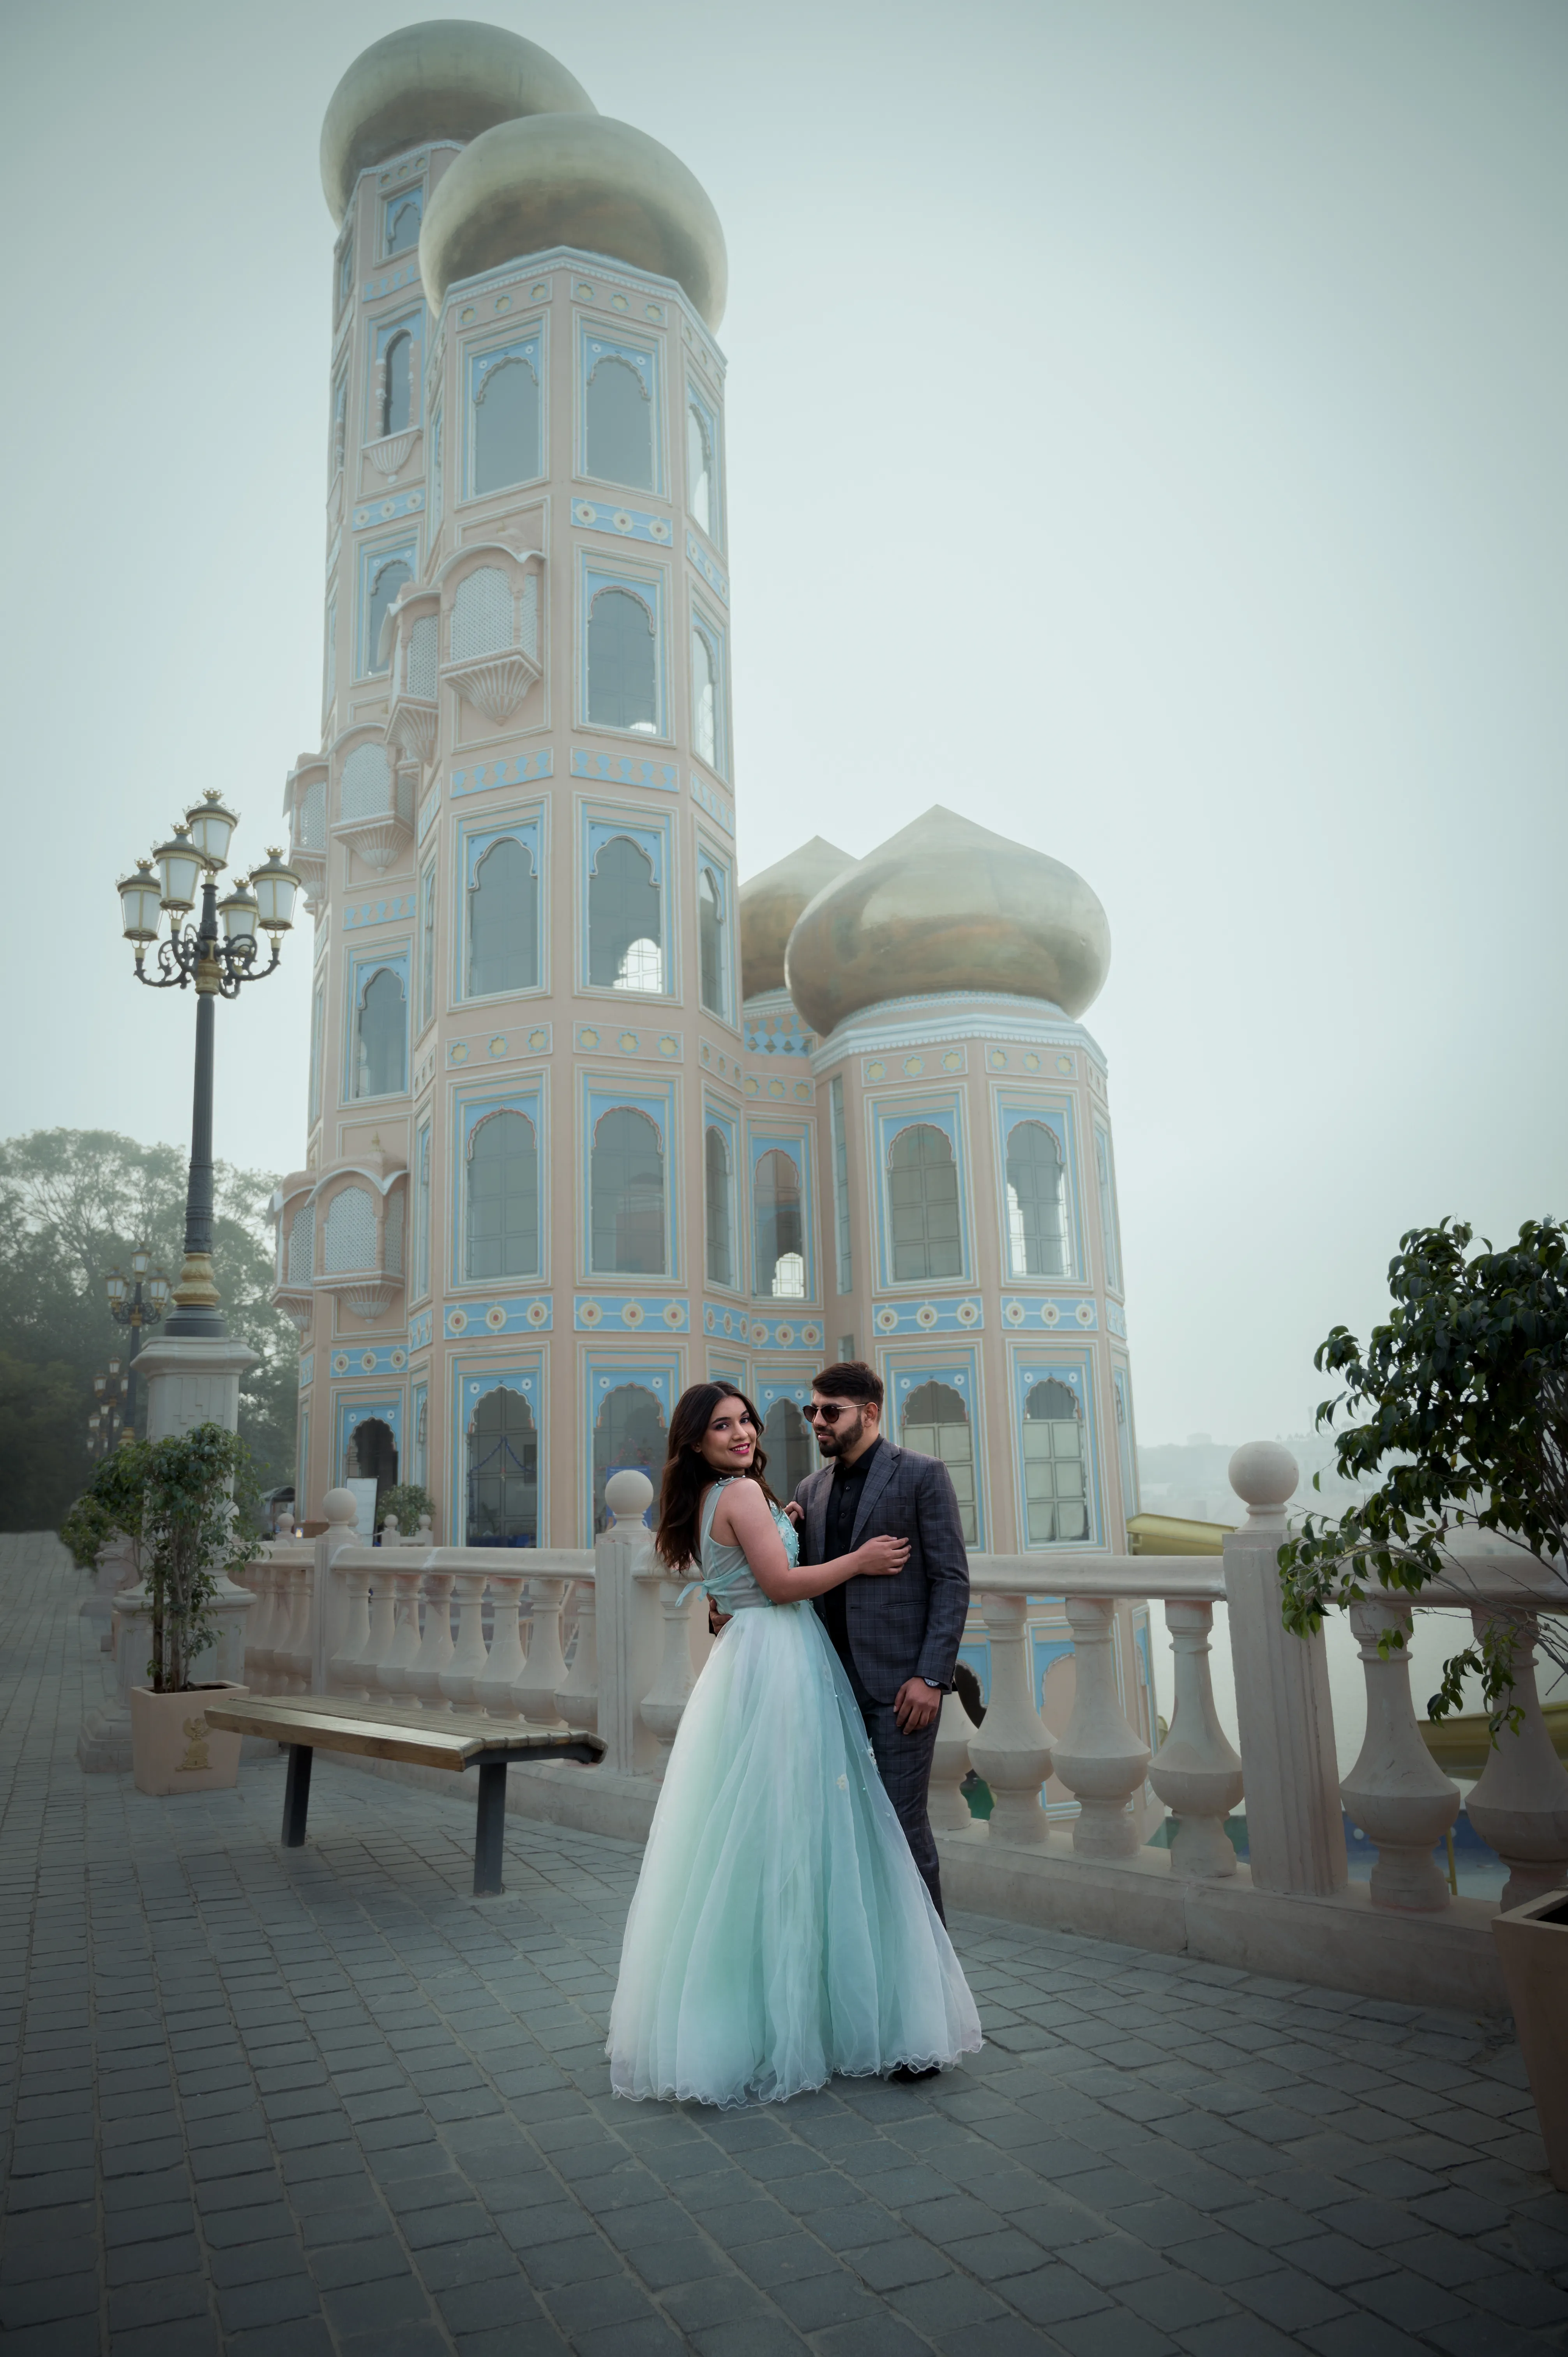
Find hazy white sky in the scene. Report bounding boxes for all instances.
[4,0,1563,1448]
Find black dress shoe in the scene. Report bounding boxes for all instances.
[889,2064,941,2084]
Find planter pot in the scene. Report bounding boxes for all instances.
[1492,1884,1568,2190]
[130,1682,248,1797]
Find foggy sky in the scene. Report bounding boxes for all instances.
[4,0,1563,1452]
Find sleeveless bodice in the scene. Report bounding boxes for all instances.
[689,1477,798,1610]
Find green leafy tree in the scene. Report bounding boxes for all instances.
[1278,1217,1568,1726]
[0,1128,296,1530]
[69,1422,259,1690]
[380,1482,434,1537]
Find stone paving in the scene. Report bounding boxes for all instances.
[3,1537,1567,2357]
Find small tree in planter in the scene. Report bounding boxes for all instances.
[380,1481,434,1539]
[1277,1216,1568,1725]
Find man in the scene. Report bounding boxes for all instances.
[791,1361,970,1927]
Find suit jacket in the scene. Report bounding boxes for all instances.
[793,1441,970,1706]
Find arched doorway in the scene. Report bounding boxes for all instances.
[343,1416,397,1526]
[592,1383,665,1532]
[465,1386,538,1546]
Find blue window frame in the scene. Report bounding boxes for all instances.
[889,1354,984,1547]
[369,308,423,442]
[579,324,662,493]
[459,815,543,1000]
[583,1082,678,1282]
[685,382,722,547]
[580,810,673,997]
[344,949,410,1101]
[383,185,423,256]
[580,555,667,739]
[358,535,418,677]
[466,327,544,497]
[451,1082,546,1290]
[871,1098,970,1290]
[1010,1350,1103,1550]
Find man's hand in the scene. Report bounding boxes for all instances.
[853,1534,910,1578]
[783,1500,804,1528]
[893,1675,941,1733]
[707,1601,731,1637]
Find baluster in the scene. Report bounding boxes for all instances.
[380,1515,402,1550]
[967,1595,1055,1845]
[408,1570,456,1711]
[929,1689,976,1832]
[1052,1597,1152,1859]
[556,1578,599,1735]
[287,1561,321,1693]
[379,1565,426,1695]
[1341,1597,1460,1910]
[475,1565,528,1719]
[441,1572,491,1709]
[244,1561,279,1687]
[1148,1599,1244,1877]
[360,1564,399,1698]
[268,1562,304,1694]
[639,1579,698,1775]
[329,1552,374,1692]
[518,1576,570,1730]
[1463,1607,1568,1911]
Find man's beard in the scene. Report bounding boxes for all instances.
[815,1410,863,1459]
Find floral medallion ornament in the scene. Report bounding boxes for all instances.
[903,1056,925,1077]
[580,1027,600,1050]
[618,1030,639,1053]
[876,1306,899,1333]
[704,1307,717,1331]
[528,1028,549,1051]
[612,510,634,534]
[1076,1301,1095,1327]
[774,1323,794,1349]
[447,1308,468,1335]
[1058,1055,1074,1075]
[989,1048,1007,1069]
[390,1348,407,1370]
[611,292,629,311]
[579,1301,603,1327]
[332,1352,350,1375]
[449,1042,470,1065]
[750,1320,768,1345]
[488,1035,507,1058]
[485,1306,508,1331]
[659,1035,678,1057]
[1042,1303,1060,1326]
[1003,1300,1026,1327]
[531,282,549,299]
[526,1300,548,1327]
[866,1060,886,1082]
[574,501,596,526]
[802,1325,822,1348]
[915,1304,938,1330]
[956,1300,979,1327]
[649,518,671,542]
[360,1350,377,1371]
[942,1050,963,1072]
[621,1302,645,1328]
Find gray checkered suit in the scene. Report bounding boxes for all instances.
[794,1442,970,1917]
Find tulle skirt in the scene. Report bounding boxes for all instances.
[607,1598,982,2108]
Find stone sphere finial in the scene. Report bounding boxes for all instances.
[1228,1442,1299,1521]
[605,1468,655,1525]
[321,1486,360,1528]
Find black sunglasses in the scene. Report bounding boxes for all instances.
[802,1401,855,1425]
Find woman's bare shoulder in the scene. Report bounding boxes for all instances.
[712,1477,775,1539]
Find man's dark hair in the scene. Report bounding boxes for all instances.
[812,1360,883,1410]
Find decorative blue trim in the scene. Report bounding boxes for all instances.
[577,324,664,497]
[451,1080,546,1292]
[447,1025,552,1067]
[452,1352,545,1546]
[363,263,422,300]
[697,1036,745,1088]
[814,992,1108,1074]
[747,1119,819,1309]
[329,1344,410,1377]
[745,1008,816,1057]
[343,894,415,931]
[571,749,678,790]
[463,325,545,501]
[572,497,674,547]
[463,815,540,891]
[353,489,424,529]
[1007,1345,1105,1551]
[869,1092,973,1292]
[587,817,664,888]
[418,786,440,841]
[1032,1634,1075,1711]
[1107,1300,1128,1339]
[451,750,553,797]
[1002,1297,1098,1332]
[581,1351,683,1536]
[685,531,729,604]
[992,1092,1087,1286]
[745,1074,816,1104]
[407,1311,433,1351]
[446,1297,552,1336]
[575,1296,689,1332]
[690,771,733,835]
[357,534,419,678]
[863,1047,968,1082]
[885,1349,987,1548]
[716,1314,825,1352]
[333,1391,404,1484]
[872,1298,984,1336]
[574,1023,682,1062]
[298,1352,314,1390]
[343,945,410,1103]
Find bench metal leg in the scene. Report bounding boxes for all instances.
[283,1745,313,1848]
[474,1760,508,1896]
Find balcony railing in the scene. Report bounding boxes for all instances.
[229,1443,1568,2014]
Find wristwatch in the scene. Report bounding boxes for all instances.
[920,1678,942,1692]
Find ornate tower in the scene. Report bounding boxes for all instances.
[273,23,738,1541]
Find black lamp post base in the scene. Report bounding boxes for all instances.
[163,1307,230,1340]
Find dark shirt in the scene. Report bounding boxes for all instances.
[819,1437,881,1678]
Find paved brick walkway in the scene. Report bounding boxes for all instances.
[2,1539,1566,2357]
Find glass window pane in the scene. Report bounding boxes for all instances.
[687,403,711,534]
[704,1125,732,1286]
[761,1399,812,1495]
[466,1111,538,1281]
[466,1386,537,1545]
[591,1107,666,1275]
[473,353,539,493]
[467,836,539,997]
[887,1124,962,1284]
[587,588,658,733]
[588,834,662,991]
[1006,1120,1067,1279]
[753,1149,804,1297]
[692,628,717,768]
[586,353,652,489]
[698,867,725,1017]
[381,332,412,437]
[355,966,406,1096]
[593,1382,664,1530]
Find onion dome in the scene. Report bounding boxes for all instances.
[783,805,1111,1037]
[739,837,856,1001]
[320,21,595,226]
[419,113,728,328]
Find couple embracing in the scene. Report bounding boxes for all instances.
[607,1361,981,2109]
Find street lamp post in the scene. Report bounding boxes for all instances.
[118,793,299,1341]
[105,1246,171,1434]
[89,1360,129,1457]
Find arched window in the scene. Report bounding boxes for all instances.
[762,1399,813,1497]
[473,354,539,494]
[687,403,712,535]
[466,1110,539,1281]
[754,1148,804,1299]
[387,196,421,255]
[586,352,652,489]
[888,1123,961,1284]
[691,627,718,769]
[322,1186,376,1272]
[467,836,539,997]
[704,1125,733,1287]
[592,1383,664,1532]
[588,835,662,992]
[697,866,726,1018]
[901,1380,978,1545]
[590,1107,665,1276]
[355,966,407,1097]
[380,331,412,437]
[344,1415,397,1523]
[366,558,411,674]
[1023,1378,1088,1545]
[1006,1120,1068,1279]
[587,587,657,733]
[331,376,346,475]
[466,1386,537,1546]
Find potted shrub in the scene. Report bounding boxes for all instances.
[71,1421,258,1795]
[380,1482,434,1539]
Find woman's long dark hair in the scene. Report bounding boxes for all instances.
[655,1383,778,1570]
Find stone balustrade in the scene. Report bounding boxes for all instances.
[226,1454,1566,2012]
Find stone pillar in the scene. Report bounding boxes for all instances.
[1148,1599,1245,1878]
[639,1577,699,1776]
[518,1577,571,1730]
[1052,1596,1151,1859]
[592,1472,657,1775]
[1222,1442,1347,1896]
[1341,1597,1460,1912]
[311,1491,360,1693]
[132,1333,258,1442]
[966,1594,1056,1846]
[1464,1610,1568,1911]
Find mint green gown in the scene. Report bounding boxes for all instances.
[607,1479,982,2108]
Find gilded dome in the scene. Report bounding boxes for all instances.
[783,806,1111,1037]
[320,21,595,226]
[419,113,728,328]
[739,837,856,1002]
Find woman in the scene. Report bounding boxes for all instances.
[607,1382,981,2108]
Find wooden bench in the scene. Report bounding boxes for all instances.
[203,1696,604,1895]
